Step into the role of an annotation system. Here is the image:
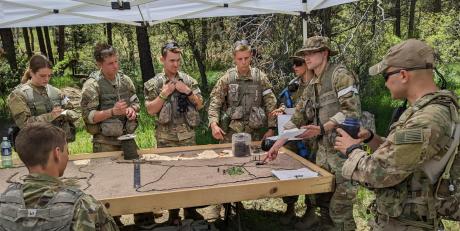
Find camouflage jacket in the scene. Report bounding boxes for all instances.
[7,81,78,129]
[208,66,277,129]
[17,173,118,231]
[342,90,459,219]
[81,71,140,125]
[290,63,361,127]
[144,71,202,142]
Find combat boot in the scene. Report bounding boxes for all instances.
[280,202,296,225]
[294,207,320,230]
[166,209,181,226]
[184,208,204,221]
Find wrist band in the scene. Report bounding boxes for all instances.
[109,108,114,117]
[363,129,374,143]
[159,93,168,101]
[319,124,325,136]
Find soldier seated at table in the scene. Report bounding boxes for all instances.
[0,122,119,231]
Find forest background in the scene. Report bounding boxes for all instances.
[0,0,459,230]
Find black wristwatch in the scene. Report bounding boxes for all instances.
[363,129,374,143]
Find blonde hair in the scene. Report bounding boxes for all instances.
[21,54,52,84]
[232,40,251,55]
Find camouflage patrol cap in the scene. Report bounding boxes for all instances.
[369,39,435,76]
[298,36,337,56]
[289,49,305,62]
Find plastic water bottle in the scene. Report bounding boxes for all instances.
[1,137,12,168]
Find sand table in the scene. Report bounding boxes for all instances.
[0,149,308,200]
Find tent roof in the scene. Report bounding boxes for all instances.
[0,0,357,28]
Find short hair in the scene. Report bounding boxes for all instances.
[161,41,182,57]
[15,122,66,167]
[94,43,117,63]
[232,40,252,55]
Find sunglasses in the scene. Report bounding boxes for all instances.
[100,47,114,54]
[234,39,250,48]
[293,60,305,67]
[383,66,431,82]
[162,42,180,51]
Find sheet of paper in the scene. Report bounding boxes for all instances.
[272,168,318,180]
[277,114,292,135]
[279,128,306,139]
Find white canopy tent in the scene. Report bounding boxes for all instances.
[0,0,358,41]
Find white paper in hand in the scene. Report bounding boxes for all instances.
[279,128,306,140]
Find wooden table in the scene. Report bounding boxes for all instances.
[0,143,334,216]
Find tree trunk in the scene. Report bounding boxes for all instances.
[371,0,377,36]
[181,20,208,94]
[432,0,441,12]
[36,27,47,57]
[319,8,332,37]
[57,26,65,61]
[106,23,113,45]
[22,28,33,58]
[0,28,18,71]
[29,28,35,53]
[200,18,209,94]
[135,25,155,84]
[393,0,401,37]
[43,27,54,64]
[408,0,417,38]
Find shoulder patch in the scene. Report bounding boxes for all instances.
[394,128,424,145]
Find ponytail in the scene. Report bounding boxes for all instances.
[21,69,31,84]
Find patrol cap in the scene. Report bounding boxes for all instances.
[298,36,337,56]
[289,49,305,62]
[369,39,435,76]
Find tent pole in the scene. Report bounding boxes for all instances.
[302,0,308,44]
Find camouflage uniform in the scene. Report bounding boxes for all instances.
[343,91,458,230]
[342,39,460,231]
[208,66,277,142]
[7,81,79,142]
[80,71,140,152]
[289,37,361,230]
[144,71,202,148]
[0,173,119,231]
[281,56,318,211]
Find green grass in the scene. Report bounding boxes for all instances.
[49,75,80,89]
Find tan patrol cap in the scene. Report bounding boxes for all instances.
[289,49,305,62]
[298,36,337,56]
[369,39,435,76]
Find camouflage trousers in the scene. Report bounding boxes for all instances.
[156,136,196,148]
[93,142,122,152]
[315,142,357,231]
[369,216,435,231]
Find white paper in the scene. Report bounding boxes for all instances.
[277,114,292,135]
[279,128,306,139]
[272,168,318,180]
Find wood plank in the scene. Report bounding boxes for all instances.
[102,174,333,216]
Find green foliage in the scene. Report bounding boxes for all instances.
[227,166,244,176]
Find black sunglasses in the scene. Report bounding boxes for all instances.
[383,66,431,82]
[162,42,179,50]
[234,39,250,47]
[293,60,305,67]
